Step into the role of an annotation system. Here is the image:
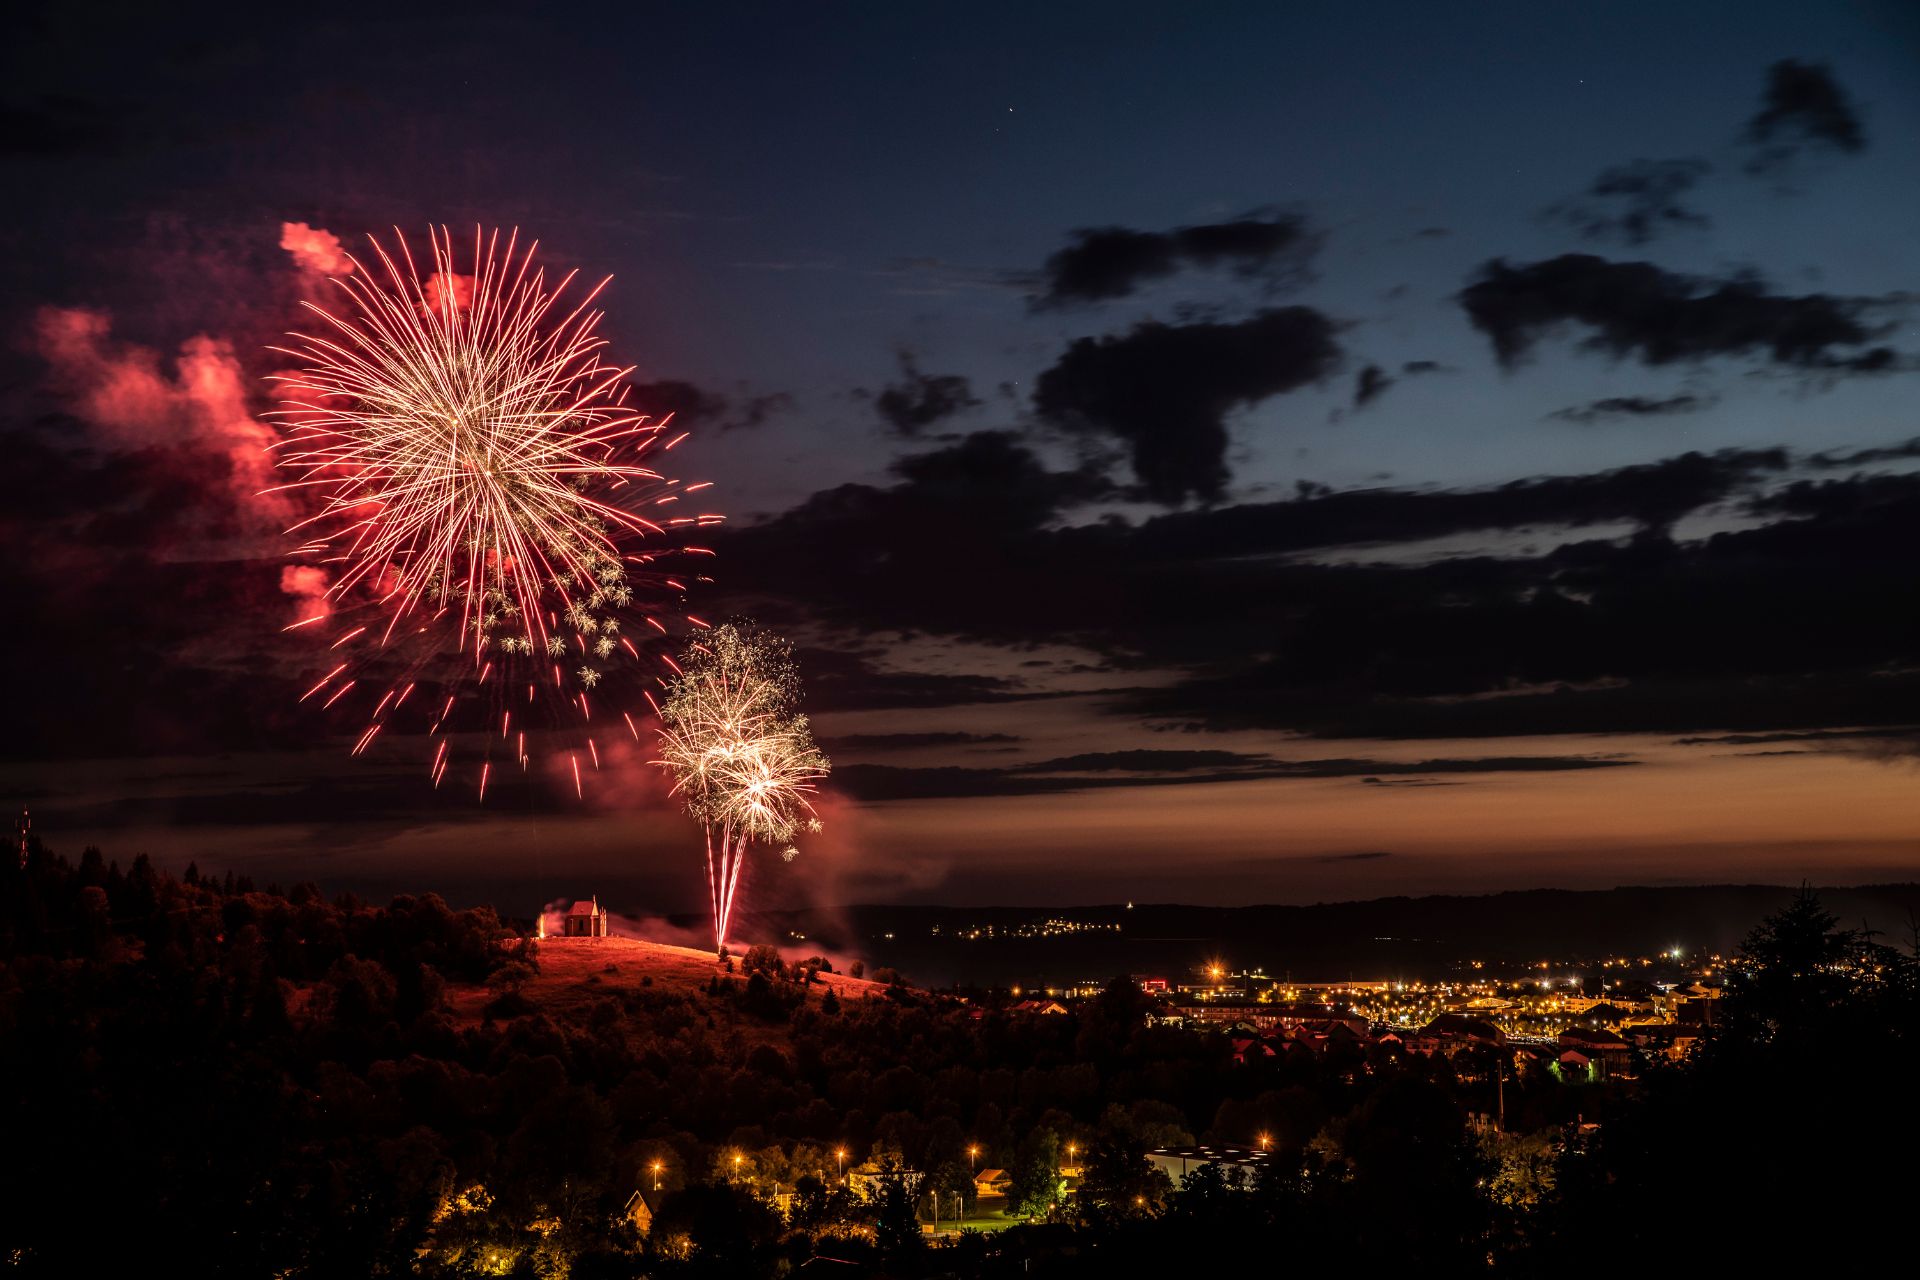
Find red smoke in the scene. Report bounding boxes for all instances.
[34,307,284,517]
[279,565,332,624]
[279,222,355,278]
[424,271,474,314]
[32,216,363,604]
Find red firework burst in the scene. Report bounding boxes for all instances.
[266,226,721,797]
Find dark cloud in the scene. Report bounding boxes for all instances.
[722,392,796,432]
[833,753,1634,801]
[1548,393,1718,424]
[1354,364,1393,408]
[35,770,506,830]
[1031,213,1315,308]
[1744,59,1866,172]
[719,443,1791,670]
[1032,307,1342,503]
[870,351,980,435]
[1806,437,1920,469]
[631,379,725,428]
[1743,471,1920,521]
[1122,470,1920,737]
[1011,749,1271,773]
[1674,727,1920,747]
[796,647,1038,713]
[0,414,316,761]
[1352,359,1445,410]
[823,731,1021,752]
[1460,254,1901,373]
[629,380,793,432]
[1546,157,1712,245]
[1128,448,1786,548]
[717,424,1920,745]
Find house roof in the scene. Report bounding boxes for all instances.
[568,899,600,916]
[974,1168,1008,1183]
[1420,1014,1504,1040]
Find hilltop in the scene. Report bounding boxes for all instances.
[443,933,893,1031]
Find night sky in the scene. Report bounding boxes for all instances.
[6,1,1920,913]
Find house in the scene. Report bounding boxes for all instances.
[1415,1014,1507,1055]
[622,1188,662,1234]
[974,1168,1011,1200]
[1289,1020,1366,1054]
[1557,1047,1599,1081]
[1229,1035,1276,1064]
[1012,999,1068,1015]
[1625,1022,1700,1061]
[562,896,609,938]
[1558,1026,1635,1079]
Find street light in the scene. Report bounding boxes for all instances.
[733,1153,743,1178]
[1065,1142,1077,1169]
[968,1144,979,1172]
[651,1160,663,1191]
[836,1148,847,1181]
[1258,1133,1271,1151]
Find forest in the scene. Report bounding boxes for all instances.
[1,842,1913,1276]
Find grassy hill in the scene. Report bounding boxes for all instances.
[444,934,891,1032]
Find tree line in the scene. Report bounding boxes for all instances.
[1,843,1911,1275]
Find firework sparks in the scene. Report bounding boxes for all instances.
[268,227,721,795]
[655,624,829,951]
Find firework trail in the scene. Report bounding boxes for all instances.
[655,624,829,951]
[267,227,721,796]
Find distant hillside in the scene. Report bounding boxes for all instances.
[740,882,1920,987]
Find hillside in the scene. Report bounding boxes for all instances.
[443,934,891,1029]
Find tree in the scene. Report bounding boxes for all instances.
[872,1167,927,1268]
[647,1182,781,1276]
[1072,1133,1169,1224]
[1006,1130,1063,1218]
[1539,888,1919,1270]
[928,1157,976,1219]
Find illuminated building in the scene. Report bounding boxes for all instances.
[560,896,609,938]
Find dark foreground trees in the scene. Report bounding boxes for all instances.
[1,844,1911,1277]
[1534,887,1920,1271]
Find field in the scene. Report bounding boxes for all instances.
[443,934,890,1028]
[927,1208,1021,1236]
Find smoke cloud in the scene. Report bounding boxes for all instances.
[279,221,355,278]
